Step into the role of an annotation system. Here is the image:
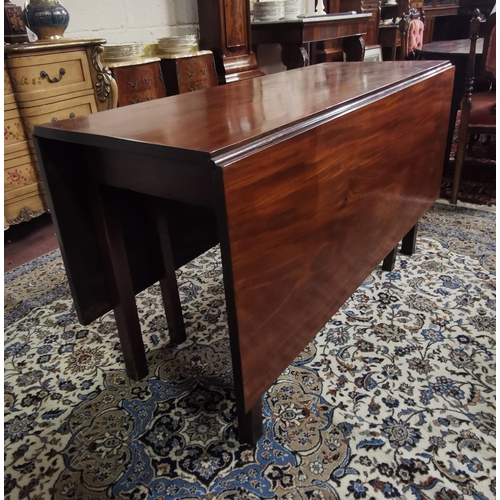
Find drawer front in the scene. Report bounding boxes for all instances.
[5,111,28,146]
[176,55,218,90]
[20,94,97,136]
[5,154,38,191]
[119,89,162,106]
[4,93,17,109]
[5,140,30,160]
[6,49,93,103]
[179,78,213,93]
[113,62,166,107]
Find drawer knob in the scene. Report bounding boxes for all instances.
[51,117,58,122]
[69,113,76,118]
[144,78,152,84]
[131,98,142,104]
[128,80,139,87]
[40,68,66,83]
[147,96,154,101]
[186,71,196,76]
[201,69,207,74]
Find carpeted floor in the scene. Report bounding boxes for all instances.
[4,203,496,500]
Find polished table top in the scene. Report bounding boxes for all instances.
[38,61,451,157]
[418,38,483,56]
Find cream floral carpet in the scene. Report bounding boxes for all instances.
[4,204,496,500]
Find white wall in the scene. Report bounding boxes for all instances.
[10,0,199,44]
[11,0,286,73]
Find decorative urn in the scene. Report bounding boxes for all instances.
[23,0,70,40]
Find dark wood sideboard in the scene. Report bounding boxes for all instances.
[32,61,454,445]
[251,13,371,69]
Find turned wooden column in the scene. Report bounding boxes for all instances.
[197,0,264,84]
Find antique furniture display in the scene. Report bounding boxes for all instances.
[399,8,425,58]
[451,10,495,203]
[251,13,371,69]
[196,0,264,83]
[4,64,44,227]
[416,37,483,168]
[101,42,165,107]
[3,39,117,228]
[159,51,218,96]
[33,61,454,444]
[106,58,166,107]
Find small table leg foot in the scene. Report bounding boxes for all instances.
[382,246,398,271]
[237,398,263,446]
[401,222,418,255]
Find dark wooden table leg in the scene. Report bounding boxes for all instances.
[382,245,398,271]
[88,184,149,381]
[342,35,365,61]
[148,197,187,345]
[401,222,418,255]
[281,43,309,70]
[237,398,263,446]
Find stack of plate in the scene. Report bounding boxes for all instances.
[283,0,301,18]
[101,42,144,62]
[157,35,199,56]
[253,1,285,21]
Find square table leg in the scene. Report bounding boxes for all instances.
[88,184,149,381]
[147,197,187,345]
[382,245,398,271]
[401,222,418,255]
[237,398,263,446]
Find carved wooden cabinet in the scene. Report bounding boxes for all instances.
[4,64,44,228]
[196,0,264,83]
[3,39,117,228]
[159,51,218,96]
[106,58,166,107]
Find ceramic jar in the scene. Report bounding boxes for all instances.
[23,0,70,40]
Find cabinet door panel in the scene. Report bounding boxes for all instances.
[225,0,248,52]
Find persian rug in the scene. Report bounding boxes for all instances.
[4,204,496,500]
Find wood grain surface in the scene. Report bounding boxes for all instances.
[35,62,451,160]
[219,69,454,412]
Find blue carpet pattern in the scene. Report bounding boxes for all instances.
[4,204,496,500]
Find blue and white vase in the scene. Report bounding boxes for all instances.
[23,0,70,40]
